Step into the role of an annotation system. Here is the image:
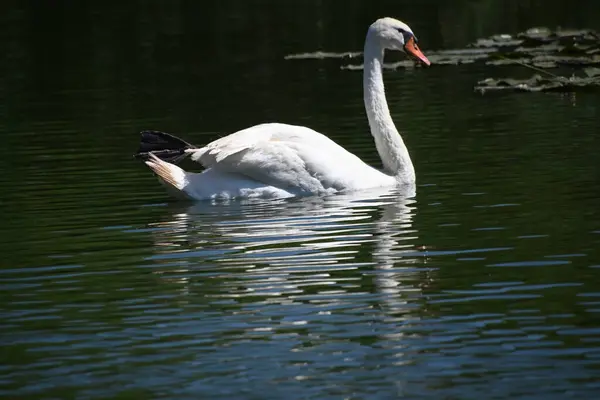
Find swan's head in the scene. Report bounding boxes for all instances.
[368,17,430,66]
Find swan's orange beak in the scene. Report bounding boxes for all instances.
[404,37,430,66]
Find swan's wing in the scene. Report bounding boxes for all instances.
[187,123,370,193]
[190,123,333,166]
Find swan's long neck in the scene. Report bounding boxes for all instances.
[363,34,415,182]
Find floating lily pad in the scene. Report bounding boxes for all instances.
[470,34,523,48]
[584,67,600,77]
[469,27,600,68]
[284,51,361,60]
[475,73,600,93]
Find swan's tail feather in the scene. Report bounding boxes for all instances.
[145,153,189,194]
[135,130,195,164]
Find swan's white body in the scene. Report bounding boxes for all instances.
[144,18,429,201]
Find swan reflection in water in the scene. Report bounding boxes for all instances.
[144,186,432,323]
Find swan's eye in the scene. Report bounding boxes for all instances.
[398,30,414,43]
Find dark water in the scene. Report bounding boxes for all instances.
[2,1,600,398]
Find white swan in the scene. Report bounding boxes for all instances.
[136,17,430,201]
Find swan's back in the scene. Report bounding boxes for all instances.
[190,123,342,165]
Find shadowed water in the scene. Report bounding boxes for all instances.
[1,1,600,399]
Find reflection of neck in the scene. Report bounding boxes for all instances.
[363,34,415,183]
[373,191,419,316]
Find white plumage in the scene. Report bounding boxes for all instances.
[142,17,430,201]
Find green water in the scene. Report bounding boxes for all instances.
[1,1,600,398]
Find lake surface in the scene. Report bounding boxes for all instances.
[1,1,600,398]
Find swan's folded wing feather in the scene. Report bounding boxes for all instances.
[186,123,374,193]
[190,135,252,165]
[190,124,275,166]
[189,123,337,167]
[216,141,326,193]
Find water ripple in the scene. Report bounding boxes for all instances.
[2,3,600,396]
